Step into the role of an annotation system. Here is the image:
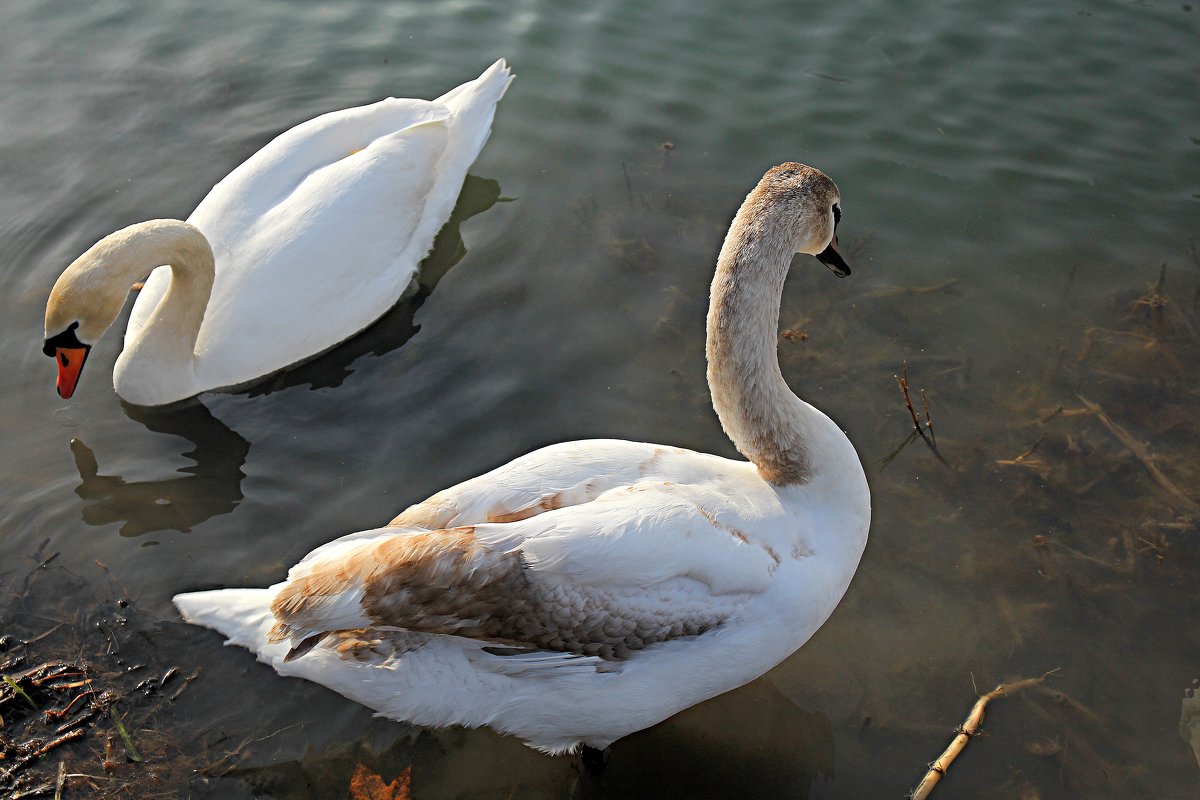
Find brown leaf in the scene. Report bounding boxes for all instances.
[348,763,412,800]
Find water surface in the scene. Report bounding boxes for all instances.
[2,0,1198,797]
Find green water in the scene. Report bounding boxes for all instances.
[1,0,1198,797]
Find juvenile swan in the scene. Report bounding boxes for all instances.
[43,60,512,406]
[174,163,870,754]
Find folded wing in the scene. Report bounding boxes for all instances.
[270,472,779,664]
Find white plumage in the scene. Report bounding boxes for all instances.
[43,60,512,405]
[175,162,871,753]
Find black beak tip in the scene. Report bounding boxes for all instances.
[815,243,851,278]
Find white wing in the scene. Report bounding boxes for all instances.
[269,440,784,662]
[126,60,513,390]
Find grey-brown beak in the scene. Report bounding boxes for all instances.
[816,236,850,277]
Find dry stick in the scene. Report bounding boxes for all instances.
[0,729,87,786]
[32,728,87,758]
[994,435,1048,476]
[1077,395,1200,516]
[910,670,1059,800]
[169,667,201,701]
[920,389,936,447]
[897,362,920,428]
[895,361,951,469]
[24,624,64,646]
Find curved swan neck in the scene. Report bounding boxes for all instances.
[125,220,213,338]
[105,221,215,401]
[705,195,815,485]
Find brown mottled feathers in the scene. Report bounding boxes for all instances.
[270,525,725,662]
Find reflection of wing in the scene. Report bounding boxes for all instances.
[72,401,248,536]
[416,174,504,289]
[271,439,780,662]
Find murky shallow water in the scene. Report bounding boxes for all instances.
[2,0,1199,797]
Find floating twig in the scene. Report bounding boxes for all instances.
[1025,404,1097,426]
[24,625,63,647]
[995,435,1050,478]
[55,707,99,736]
[910,670,1059,800]
[1034,685,1104,725]
[169,667,201,701]
[30,728,85,759]
[893,361,950,469]
[920,389,936,447]
[45,689,95,720]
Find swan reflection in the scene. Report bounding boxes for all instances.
[71,400,248,537]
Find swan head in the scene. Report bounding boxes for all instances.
[753,162,850,277]
[43,225,161,399]
[42,321,92,400]
[44,257,127,400]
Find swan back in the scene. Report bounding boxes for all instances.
[125,60,513,394]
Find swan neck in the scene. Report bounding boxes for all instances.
[705,202,814,485]
[109,221,215,400]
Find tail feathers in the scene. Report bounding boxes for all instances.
[434,59,514,115]
[173,588,290,664]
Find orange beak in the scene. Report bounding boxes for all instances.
[54,346,90,399]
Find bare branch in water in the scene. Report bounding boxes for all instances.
[910,670,1060,800]
[1077,395,1200,516]
[890,361,951,469]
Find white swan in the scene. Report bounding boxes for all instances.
[173,163,870,754]
[43,60,513,406]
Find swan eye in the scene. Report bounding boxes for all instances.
[832,203,841,226]
[43,320,84,357]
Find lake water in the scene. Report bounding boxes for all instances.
[2,0,1198,797]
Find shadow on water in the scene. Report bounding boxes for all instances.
[241,174,506,397]
[581,679,834,800]
[71,399,249,537]
[225,677,833,800]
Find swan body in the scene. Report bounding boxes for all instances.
[43,60,513,406]
[174,163,870,753]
